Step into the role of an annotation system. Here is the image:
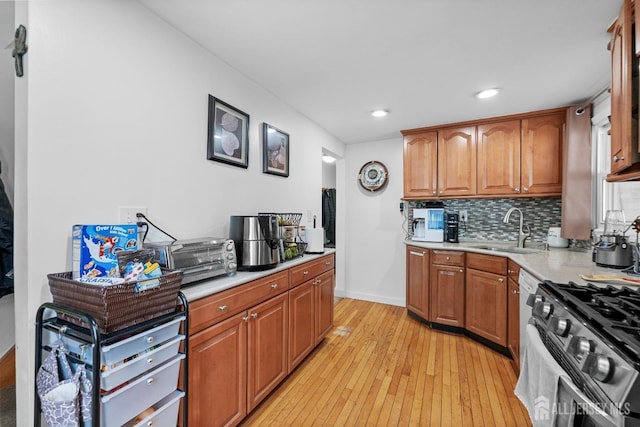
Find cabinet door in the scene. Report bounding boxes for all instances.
[438,126,476,196]
[610,0,634,174]
[521,112,565,195]
[315,270,335,344]
[465,268,507,346]
[477,120,521,195]
[189,312,247,427]
[288,280,315,372]
[403,132,438,198]
[430,264,465,327]
[507,277,520,371]
[247,293,288,412]
[406,246,430,320]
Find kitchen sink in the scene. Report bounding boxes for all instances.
[467,244,542,254]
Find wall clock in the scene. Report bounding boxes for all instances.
[358,161,389,192]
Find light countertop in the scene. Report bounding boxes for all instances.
[180,249,336,301]
[404,239,638,286]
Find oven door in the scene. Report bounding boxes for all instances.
[556,376,619,427]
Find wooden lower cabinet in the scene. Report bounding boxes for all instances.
[189,312,247,427]
[315,270,335,342]
[466,266,508,347]
[430,250,465,327]
[188,254,335,427]
[247,293,288,412]
[289,267,335,372]
[406,246,430,319]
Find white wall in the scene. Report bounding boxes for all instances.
[14,1,345,424]
[339,138,406,306]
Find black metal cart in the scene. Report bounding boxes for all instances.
[34,292,188,426]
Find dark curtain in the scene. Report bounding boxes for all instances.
[322,188,336,247]
[0,166,13,296]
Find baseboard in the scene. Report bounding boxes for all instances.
[0,346,15,389]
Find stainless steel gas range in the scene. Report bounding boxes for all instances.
[524,281,640,427]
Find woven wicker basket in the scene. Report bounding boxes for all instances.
[47,270,183,334]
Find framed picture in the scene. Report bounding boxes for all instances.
[207,95,250,168]
[263,123,290,177]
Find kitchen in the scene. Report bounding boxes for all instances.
[2,0,639,426]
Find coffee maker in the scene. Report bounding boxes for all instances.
[445,212,459,243]
[230,215,280,271]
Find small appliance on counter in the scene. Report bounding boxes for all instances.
[230,215,281,271]
[445,212,459,243]
[593,210,634,269]
[412,205,444,242]
[144,237,237,285]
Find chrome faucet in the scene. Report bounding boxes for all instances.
[502,207,531,248]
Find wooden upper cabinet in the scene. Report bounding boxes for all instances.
[437,126,476,196]
[477,120,521,195]
[609,0,639,176]
[403,131,438,198]
[521,112,565,195]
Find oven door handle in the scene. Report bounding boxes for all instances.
[558,376,618,427]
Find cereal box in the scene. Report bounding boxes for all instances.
[72,224,138,279]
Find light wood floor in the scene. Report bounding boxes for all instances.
[241,298,531,427]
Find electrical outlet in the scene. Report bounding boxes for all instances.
[119,207,147,224]
[459,210,468,222]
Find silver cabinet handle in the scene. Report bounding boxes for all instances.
[146,358,154,365]
[512,289,520,294]
[219,305,228,311]
[410,251,425,257]
[498,278,504,283]
[614,155,625,162]
[514,187,520,193]
[459,269,464,273]
[271,283,278,289]
[522,187,529,192]
[445,256,450,261]
[325,261,331,265]
[251,313,258,319]
[146,336,154,344]
[303,271,309,275]
[243,316,250,322]
[147,378,154,385]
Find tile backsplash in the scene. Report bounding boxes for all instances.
[409,197,562,243]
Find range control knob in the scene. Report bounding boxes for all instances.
[226,242,235,252]
[533,301,553,319]
[548,316,571,337]
[526,294,544,307]
[583,353,615,383]
[567,336,593,360]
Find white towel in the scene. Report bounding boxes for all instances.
[515,324,573,427]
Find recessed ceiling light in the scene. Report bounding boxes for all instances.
[371,109,389,118]
[476,88,501,99]
[322,155,336,163]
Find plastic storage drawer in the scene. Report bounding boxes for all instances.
[101,334,184,391]
[126,390,185,427]
[100,354,184,427]
[42,316,184,368]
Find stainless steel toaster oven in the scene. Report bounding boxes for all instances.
[144,238,237,285]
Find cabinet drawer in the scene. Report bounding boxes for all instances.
[431,250,465,266]
[189,270,288,334]
[467,252,507,275]
[289,254,335,288]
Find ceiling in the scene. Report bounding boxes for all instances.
[140,0,623,144]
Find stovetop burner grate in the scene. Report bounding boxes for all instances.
[540,281,640,369]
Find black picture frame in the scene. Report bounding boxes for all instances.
[207,95,250,168]
[262,123,290,177]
